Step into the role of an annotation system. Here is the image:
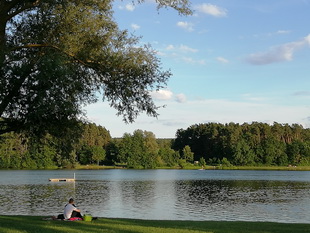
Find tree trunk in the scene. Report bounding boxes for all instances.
[0,16,6,74]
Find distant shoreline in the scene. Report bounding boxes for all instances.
[2,165,310,171]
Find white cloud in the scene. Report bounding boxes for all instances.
[150,90,188,103]
[166,45,175,50]
[216,57,229,63]
[276,30,291,34]
[118,3,135,11]
[175,93,187,103]
[181,56,206,65]
[165,44,198,53]
[195,3,227,17]
[246,34,310,65]
[163,44,205,65]
[150,89,173,101]
[177,21,194,31]
[131,23,140,30]
[125,4,135,11]
[180,44,198,53]
[156,51,166,56]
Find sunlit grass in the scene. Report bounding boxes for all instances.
[0,216,309,233]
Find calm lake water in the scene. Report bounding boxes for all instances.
[0,169,310,223]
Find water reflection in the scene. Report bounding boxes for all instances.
[0,182,75,215]
[0,170,310,223]
[173,179,310,222]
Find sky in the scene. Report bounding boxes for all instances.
[84,0,310,138]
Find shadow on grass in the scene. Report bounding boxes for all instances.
[103,218,310,233]
[0,216,309,233]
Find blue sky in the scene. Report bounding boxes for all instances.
[85,0,310,138]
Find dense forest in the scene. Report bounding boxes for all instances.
[1,122,310,169]
[173,122,310,166]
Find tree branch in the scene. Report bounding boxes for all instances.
[4,0,41,21]
[12,43,89,66]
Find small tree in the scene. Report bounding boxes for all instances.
[183,145,194,163]
[199,157,206,167]
[91,146,106,165]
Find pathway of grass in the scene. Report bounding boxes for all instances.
[0,216,309,233]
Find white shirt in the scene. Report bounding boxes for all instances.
[64,204,77,219]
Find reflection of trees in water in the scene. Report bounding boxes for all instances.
[2,175,310,221]
[119,181,156,208]
[75,180,110,213]
[0,181,113,215]
[174,180,310,212]
[0,183,76,215]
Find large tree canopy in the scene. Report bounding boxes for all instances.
[0,0,191,137]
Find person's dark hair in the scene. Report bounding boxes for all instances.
[69,198,74,203]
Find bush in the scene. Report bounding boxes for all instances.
[221,157,232,167]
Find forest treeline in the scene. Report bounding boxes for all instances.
[173,122,310,167]
[1,122,310,169]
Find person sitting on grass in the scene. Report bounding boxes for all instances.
[54,198,83,220]
[64,198,83,220]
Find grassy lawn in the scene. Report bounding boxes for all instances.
[0,216,309,233]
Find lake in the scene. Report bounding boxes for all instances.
[0,169,310,223]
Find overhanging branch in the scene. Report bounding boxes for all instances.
[6,0,42,20]
[11,43,89,66]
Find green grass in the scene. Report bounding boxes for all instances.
[0,216,309,233]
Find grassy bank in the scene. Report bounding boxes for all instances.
[219,165,310,171]
[0,216,309,233]
[165,165,310,171]
[3,165,310,171]
[73,164,310,171]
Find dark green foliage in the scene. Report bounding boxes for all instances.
[173,122,310,166]
[0,0,191,150]
[158,145,180,167]
[105,140,120,165]
[182,145,194,162]
[2,120,310,169]
[76,123,110,165]
[0,122,111,168]
[199,157,206,167]
[117,130,159,169]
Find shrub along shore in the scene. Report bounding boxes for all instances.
[75,164,310,171]
[2,164,310,171]
[0,216,309,233]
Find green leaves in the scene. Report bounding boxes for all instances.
[173,122,310,166]
[1,0,191,139]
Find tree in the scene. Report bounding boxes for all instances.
[119,130,145,168]
[158,146,179,167]
[158,139,179,167]
[232,139,255,166]
[199,157,206,167]
[0,132,28,168]
[0,0,191,139]
[91,145,106,165]
[105,139,120,165]
[182,145,194,163]
[117,130,160,168]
